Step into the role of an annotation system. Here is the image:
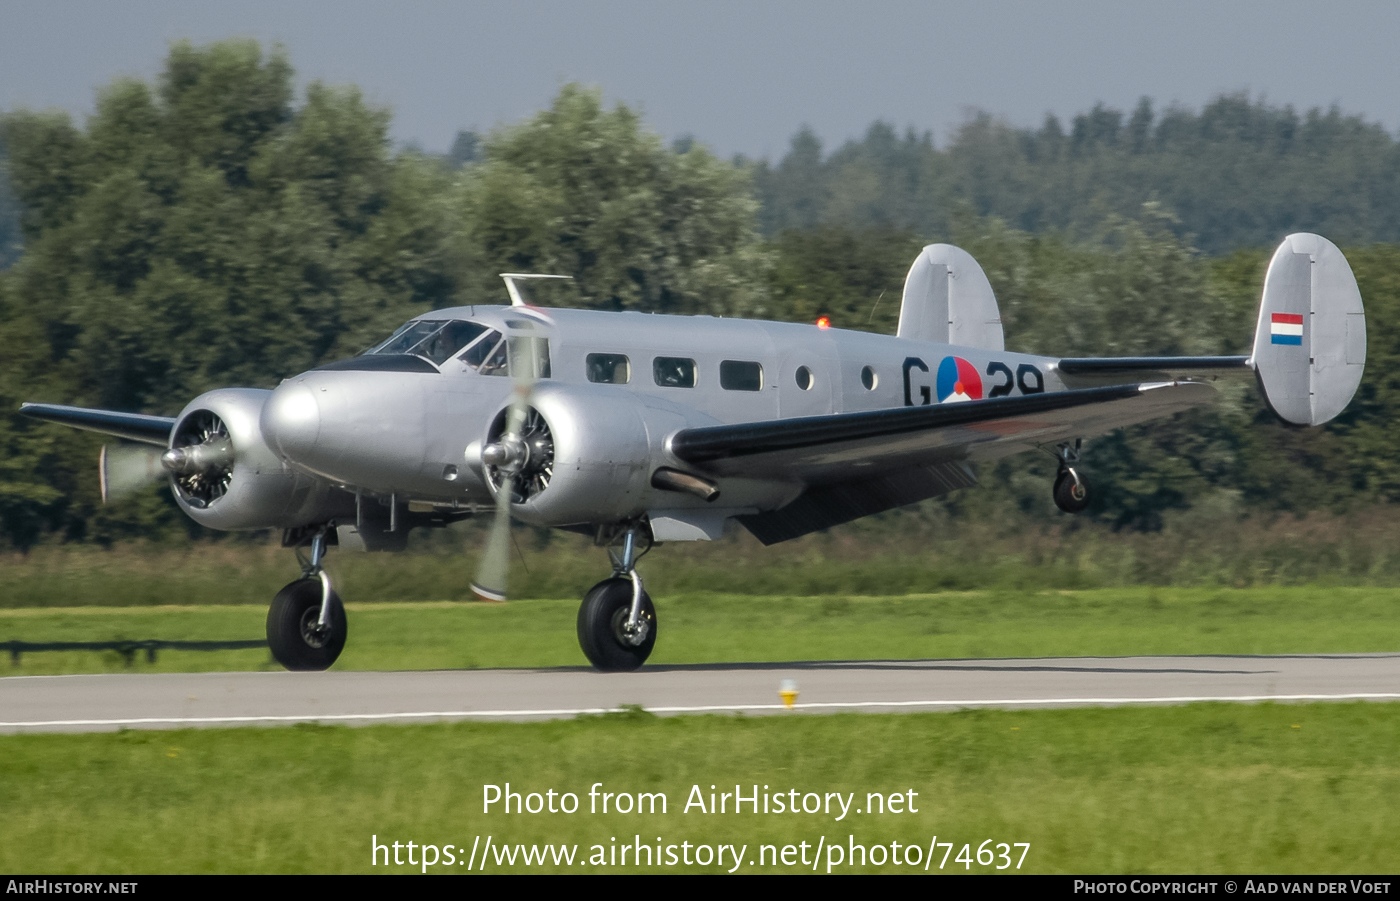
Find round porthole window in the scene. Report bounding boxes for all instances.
[861,366,878,390]
[795,366,813,390]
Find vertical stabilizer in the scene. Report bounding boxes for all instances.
[1250,233,1365,426]
[897,244,1004,351]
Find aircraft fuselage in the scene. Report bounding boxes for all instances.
[258,305,1070,533]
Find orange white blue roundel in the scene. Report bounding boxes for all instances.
[936,356,983,403]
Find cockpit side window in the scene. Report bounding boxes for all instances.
[418,321,488,365]
[462,331,507,375]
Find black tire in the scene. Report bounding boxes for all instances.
[266,578,347,671]
[1053,468,1091,514]
[577,577,656,672]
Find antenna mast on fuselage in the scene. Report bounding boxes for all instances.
[499,273,573,307]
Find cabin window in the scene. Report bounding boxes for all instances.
[720,360,763,391]
[861,366,878,390]
[653,357,697,388]
[587,353,631,384]
[794,366,813,390]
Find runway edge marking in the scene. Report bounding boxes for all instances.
[6,692,1400,730]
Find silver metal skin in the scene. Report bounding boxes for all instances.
[169,389,354,530]
[1249,233,1366,426]
[260,308,1065,522]
[36,234,1362,543]
[898,243,1005,351]
[17,235,1368,670]
[31,232,1359,545]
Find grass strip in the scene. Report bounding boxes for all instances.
[1,587,1398,675]
[0,584,1394,677]
[1,702,1396,874]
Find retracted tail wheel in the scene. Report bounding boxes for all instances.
[1053,468,1091,514]
[577,577,656,672]
[267,578,347,671]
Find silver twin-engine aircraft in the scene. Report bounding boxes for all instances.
[20,233,1367,672]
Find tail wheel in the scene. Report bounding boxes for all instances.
[1053,468,1090,514]
[267,578,347,671]
[577,577,656,671]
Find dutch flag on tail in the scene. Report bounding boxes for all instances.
[1270,312,1304,345]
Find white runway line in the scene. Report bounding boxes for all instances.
[5,691,1400,730]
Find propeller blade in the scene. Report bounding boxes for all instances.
[469,337,544,602]
[470,472,514,602]
[99,443,165,504]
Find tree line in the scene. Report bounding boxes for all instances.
[750,96,1400,255]
[0,39,1398,549]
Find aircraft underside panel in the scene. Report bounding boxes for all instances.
[735,459,977,545]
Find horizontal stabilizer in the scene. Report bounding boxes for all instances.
[1057,356,1251,377]
[1250,233,1365,426]
[18,403,175,446]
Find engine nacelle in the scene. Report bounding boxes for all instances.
[170,389,354,531]
[481,383,654,527]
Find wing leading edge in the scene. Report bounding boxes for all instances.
[669,381,1216,544]
[18,403,176,447]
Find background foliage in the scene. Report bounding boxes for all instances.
[2,40,1400,552]
[751,96,1400,254]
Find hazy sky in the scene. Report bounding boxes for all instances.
[4,1,1399,159]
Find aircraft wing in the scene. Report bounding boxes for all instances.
[668,381,1215,544]
[18,403,176,447]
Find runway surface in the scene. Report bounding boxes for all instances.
[3,653,1400,733]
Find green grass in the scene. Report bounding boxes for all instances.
[12,505,1400,614]
[3,587,1399,675]
[2,702,1396,874]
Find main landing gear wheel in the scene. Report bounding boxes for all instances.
[267,578,347,671]
[1053,468,1091,514]
[577,577,656,672]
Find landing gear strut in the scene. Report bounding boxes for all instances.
[577,525,656,671]
[267,525,347,671]
[1052,440,1090,514]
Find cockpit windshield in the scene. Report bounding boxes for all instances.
[367,319,549,378]
[368,320,488,366]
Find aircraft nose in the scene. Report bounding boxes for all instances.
[261,379,321,462]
